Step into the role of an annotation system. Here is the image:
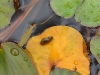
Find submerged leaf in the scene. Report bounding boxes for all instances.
[50,0,83,19]
[98,71,100,75]
[26,26,90,75]
[75,0,100,27]
[90,31,100,64]
[0,42,38,75]
[18,24,36,47]
[50,67,80,75]
[0,0,15,29]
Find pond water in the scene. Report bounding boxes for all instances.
[1,0,100,75]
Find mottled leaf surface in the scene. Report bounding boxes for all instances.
[50,0,82,19]
[90,31,100,64]
[0,0,15,29]
[75,0,100,27]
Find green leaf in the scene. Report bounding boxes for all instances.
[0,0,15,29]
[18,24,36,47]
[50,0,82,19]
[50,67,81,75]
[75,0,100,27]
[0,42,38,75]
[90,30,100,64]
[0,49,8,75]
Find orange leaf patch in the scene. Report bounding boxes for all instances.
[26,26,90,75]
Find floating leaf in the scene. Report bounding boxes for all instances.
[75,0,100,27]
[0,0,15,29]
[26,26,90,75]
[50,0,83,19]
[50,67,80,75]
[90,31,100,63]
[0,42,38,75]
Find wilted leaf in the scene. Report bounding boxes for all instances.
[0,42,38,75]
[90,30,100,64]
[26,26,90,75]
[50,67,80,75]
[75,0,100,27]
[13,0,20,10]
[50,0,82,19]
[98,71,100,75]
[18,24,36,47]
[0,0,15,29]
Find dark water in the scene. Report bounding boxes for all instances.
[3,0,100,75]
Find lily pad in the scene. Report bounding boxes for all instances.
[75,0,100,27]
[50,0,83,19]
[0,0,15,29]
[50,67,80,75]
[0,42,38,75]
[26,26,90,75]
[90,31,100,64]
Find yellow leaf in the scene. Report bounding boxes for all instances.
[26,26,90,75]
